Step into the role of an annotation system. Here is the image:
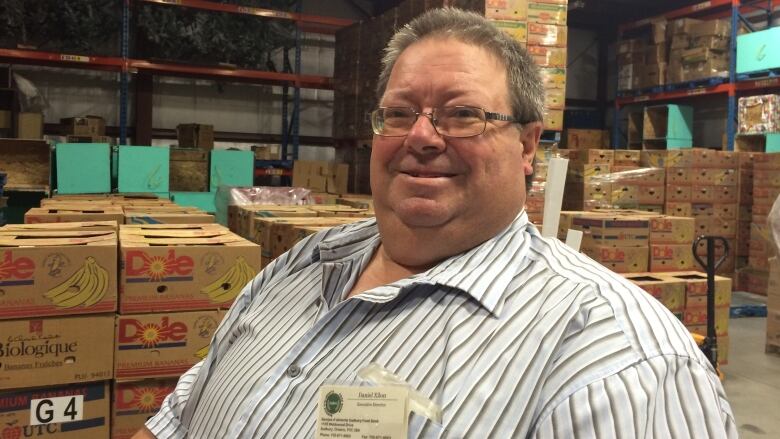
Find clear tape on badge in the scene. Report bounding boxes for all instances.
[358,363,442,424]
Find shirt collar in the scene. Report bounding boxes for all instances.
[315,211,532,317]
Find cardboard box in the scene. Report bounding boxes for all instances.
[24,206,124,225]
[669,18,702,36]
[544,87,565,109]
[611,184,665,205]
[695,216,737,238]
[753,169,780,187]
[0,221,118,232]
[684,305,730,335]
[119,224,261,313]
[567,164,611,182]
[567,149,614,165]
[624,273,686,312]
[651,19,667,44]
[539,67,567,89]
[692,168,738,186]
[267,217,366,258]
[485,0,528,20]
[666,167,690,184]
[611,167,666,185]
[565,129,606,149]
[292,160,349,195]
[527,22,567,46]
[543,108,564,131]
[666,184,692,202]
[643,63,668,87]
[691,185,738,204]
[690,19,730,37]
[492,19,527,43]
[527,45,566,67]
[306,205,373,218]
[112,379,178,439]
[123,209,215,224]
[641,150,694,168]
[665,202,692,217]
[691,149,738,169]
[0,231,117,319]
[0,381,110,438]
[665,271,732,303]
[617,38,645,55]
[176,124,214,150]
[16,112,43,139]
[169,148,209,192]
[114,310,225,379]
[65,134,114,144]
[60,115,106,136]
[670,35,691,50]
[573,214,649,247]
[613,150,641,166]
[649,216,695,244]
[692,35,730,51]
[527,2,567,25]
[691,203,738,220]
[0,314,114,389]
[581,244,649,273]
[645,44,668,65]
[240,205,317,239]
[650,244,696,272]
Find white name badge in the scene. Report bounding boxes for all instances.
[315,385,409,439]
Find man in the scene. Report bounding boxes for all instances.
[137,8,736,438]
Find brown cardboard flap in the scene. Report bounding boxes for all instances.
[0,220,117,231]
[121,223,227,231]
[0,231,117,247]
[120,228,230,238]
[27,206,124,214]
[121,236,254,246]
[123,207,204,213]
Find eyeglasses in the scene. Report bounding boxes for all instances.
[370,106,520,138]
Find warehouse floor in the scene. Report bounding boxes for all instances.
[722,312,780,438]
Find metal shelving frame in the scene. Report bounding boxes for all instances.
[0,0,352,160]
[612,0,778,150]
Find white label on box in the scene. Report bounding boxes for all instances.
[30,395,84,425]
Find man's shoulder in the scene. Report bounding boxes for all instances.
[276,217,378,271]
[525,231,705,362]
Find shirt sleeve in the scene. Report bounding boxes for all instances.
[530,355,738,438]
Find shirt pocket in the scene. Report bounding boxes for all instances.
[408,412,447,439]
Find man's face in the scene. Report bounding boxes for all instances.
[371,37,537,236]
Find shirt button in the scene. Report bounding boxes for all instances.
[286,364,301,378]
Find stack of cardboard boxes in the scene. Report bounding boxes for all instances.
[746,154,780,293]
[0,221,118,437]
[767,256,780,355]
[112,223,259,437]
[488,0,568,130]
[292,160,349,197]
[624,271,732,364]
[561,149,614,211]
[61,115,111,144]
[617,17,730,90]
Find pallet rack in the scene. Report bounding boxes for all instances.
[0,0,352,161]
[612,0,779,151]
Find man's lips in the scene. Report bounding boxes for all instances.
[400,170,457,178]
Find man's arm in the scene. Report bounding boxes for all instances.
[531,355,737,438]
[132,426,156,439]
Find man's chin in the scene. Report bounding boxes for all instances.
[392,198,453,228]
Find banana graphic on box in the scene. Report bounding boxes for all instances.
[194,344,210,360]
[200,256,255,303]
[45,256,110,308]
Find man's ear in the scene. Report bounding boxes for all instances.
[520,122,543,175]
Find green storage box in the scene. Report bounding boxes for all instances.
[737,27,780,74]
[118,146,170,193]
[209,150,254,192]
[735,133,780,153]
[642,104,693,149]
[170,191,216,213]
[56,143,111,194]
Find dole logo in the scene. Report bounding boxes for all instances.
[117,316,188,349]
[115,383,176,412]
[125,249,194,281]
[0,251,35,286]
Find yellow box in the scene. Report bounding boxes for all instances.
[544,87,565,109]
[485,0,528,20]
[528,2,567,25]
[527,45,567,68]
[539,67,567,89]
[492,19,527,43]
[544,108,564,131]
[527,22,567,46]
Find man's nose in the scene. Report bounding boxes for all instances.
[405,112,446,153]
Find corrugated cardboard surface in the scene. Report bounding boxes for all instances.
[0,231,117,319]
[114,310,225,379]
[119,224,260,313]
[24,206,124,225]
[112,378,178,439]
[0,314,114,390]
[0,381,110,439]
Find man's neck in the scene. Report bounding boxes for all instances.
[346,243,429,299]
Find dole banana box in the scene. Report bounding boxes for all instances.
[306,205,373,218]
[114,310,224,379]
[24,206,124,225]
[683,305,730,336]
[123,207,215,225]
[119,224,261,313]
[664,202,693,218]
[650,244,696,272]
[580,244,649,273]
[0,314,114,390]
[649,216,695,244]
[0,381,110,439]
[0,221,118,232]
[336,196,374,211]
[112,378,178,439]
[0,231,117,319]
[622,273,686,312]
[663,271,732,306]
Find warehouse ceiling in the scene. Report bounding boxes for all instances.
[363,0,708,30]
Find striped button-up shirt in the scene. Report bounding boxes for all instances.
[147,212,737,438]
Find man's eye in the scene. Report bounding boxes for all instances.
[447,107,481,119]
[384,109,411,119]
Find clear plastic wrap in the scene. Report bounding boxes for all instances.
[215,186,313,227]
[563,163,666,212]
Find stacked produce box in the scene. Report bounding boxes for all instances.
[0,221,117,437]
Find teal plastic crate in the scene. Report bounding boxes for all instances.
[737,27,780,74]
[170,191,216,213]
[118,146,170,193]
[56,143,111,194]
[735,133,780,153]
[209,150,254,192]
[642,104,693,149]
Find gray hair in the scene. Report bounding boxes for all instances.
[376,7,545,124]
